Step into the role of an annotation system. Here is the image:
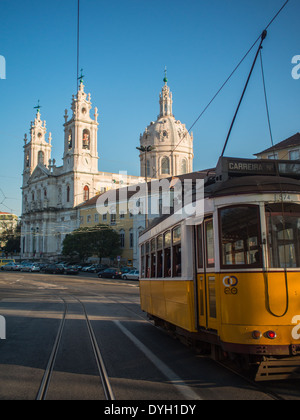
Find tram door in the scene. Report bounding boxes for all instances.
[196,218,217,331]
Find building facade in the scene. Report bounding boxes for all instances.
[78,187,141,267]
[255,133,300,160]
[21,81,143,260]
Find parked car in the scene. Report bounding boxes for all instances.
[44,264,65,274]
[97,268,122,279]
[121,270,139,280]
[82,265,94,272]
[65,265,79,275]
[20,263,41,272]
[0,259,15,268]
[1,262,21,271]
[87,264,109,273]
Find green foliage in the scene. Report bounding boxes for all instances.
[0,222,21,253]
[62,224,121,261]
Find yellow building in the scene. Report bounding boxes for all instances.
[255,132,300,160]
[77,187,136,267]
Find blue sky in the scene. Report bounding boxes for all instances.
[0,0,299,216]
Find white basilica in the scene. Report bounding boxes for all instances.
[21,75,194,260]
[21,80,142,259]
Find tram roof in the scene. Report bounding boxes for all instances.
[142,157,300,235]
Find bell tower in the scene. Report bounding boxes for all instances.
[63,75,99,174]
[23,104,52,184]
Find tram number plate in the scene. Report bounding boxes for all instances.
[223,276,238,295]
[274,193,294,202]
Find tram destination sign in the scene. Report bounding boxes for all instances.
[217,157,300,180]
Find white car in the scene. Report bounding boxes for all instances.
[121,270,139,280]
[1,262,21,271]
[20,263,41,273]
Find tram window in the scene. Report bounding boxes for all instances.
[151,239,156,277]
[141,244,145,278]
[205,220,215,268]
[172,226,181,277]
[164,231,171,277]
[196,225,204,269]
[145,242,150,278]
[220,206,262,268]
[266,203,300,269]
[157,235,163,277]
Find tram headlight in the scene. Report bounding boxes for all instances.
[252,330,262,340]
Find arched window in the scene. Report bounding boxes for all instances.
[38,151,44,165]
[181,159,187,174]
[83,185,89,201]
[67,186,70,203]
[68,130,72,149]
[26,153,30,167]
[82,129,90,150]
[161,157,170,175]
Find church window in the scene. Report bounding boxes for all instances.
[161,157,170,175]
[26,153,30,167]
[181,159,187,174]
[82,129,90,150]
[32,192,35,201]
[44,189,47,198]
[38,151,44,165]
[58,187,62,204]
[67,186,70,203]
[68,130,72,149]
[83,185,90,201]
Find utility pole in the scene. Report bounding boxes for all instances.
[136,145,155,229]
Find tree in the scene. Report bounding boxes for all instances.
[1,222,21,254]
[90,225,121,261]
[62,224,121,262]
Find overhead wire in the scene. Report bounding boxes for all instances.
[149,0,290,178]
[259,47,289,318]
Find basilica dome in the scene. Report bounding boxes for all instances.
[139,77,194,179]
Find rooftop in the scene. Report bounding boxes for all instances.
[255,132,300,156]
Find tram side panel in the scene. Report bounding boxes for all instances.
[140,279,197,332]
[217,271,300,355]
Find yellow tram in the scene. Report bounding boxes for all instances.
[139,157,300,380]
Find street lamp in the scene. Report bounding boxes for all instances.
[136,145,155,183]
[136,145,155,229]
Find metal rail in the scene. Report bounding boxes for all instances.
[77,297,115,400]
[36,296,67,400]
[36,294,115,400]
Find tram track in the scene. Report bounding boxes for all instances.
[36,294,114,401]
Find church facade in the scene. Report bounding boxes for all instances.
[20,81,142,259]
[20,75,195,261]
